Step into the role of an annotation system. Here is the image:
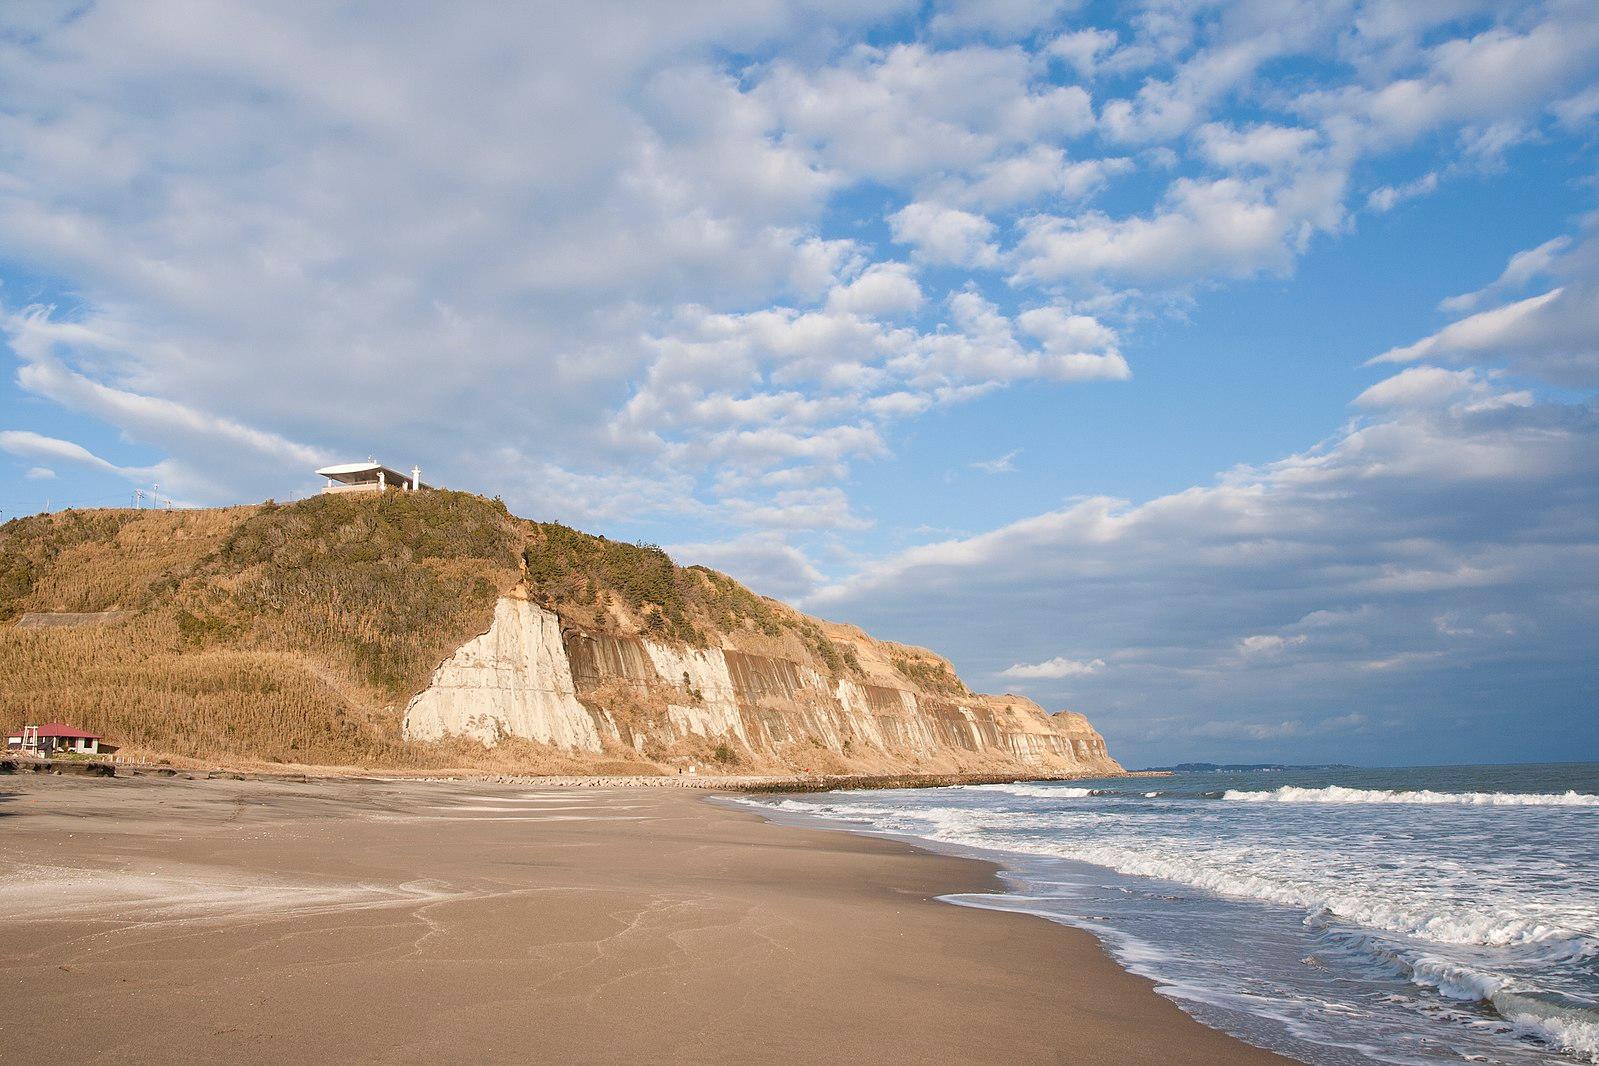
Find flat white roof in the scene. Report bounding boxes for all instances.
[315,460,431,488]
[316,461,395,477]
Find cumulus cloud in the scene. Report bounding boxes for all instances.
[825,262,924,317]
[1012,174,1344,283]
[999,655,1105,679]
[928,0,1084,40]
[934,146,1133,210]
[1298,15,1599,151]
[809,361,1598,764]
[1194,122,1321,171]
[1,0,1590,523]
[755,41,1093,184]
[1045,28,1119,77]
[615,289,1128,495]
[888,202,1002,268]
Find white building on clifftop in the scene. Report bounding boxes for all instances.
[315,460,432,494]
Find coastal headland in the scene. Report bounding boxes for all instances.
[0,773,1292,1064]
[1,494,1119,780]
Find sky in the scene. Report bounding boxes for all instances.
[0,0,1595,768]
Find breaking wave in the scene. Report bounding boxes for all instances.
[743,764,1599,1064]
[956,783,1098,798]
[1224,786,1599,806]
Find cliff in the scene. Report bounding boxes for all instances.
[0,492,1120,776]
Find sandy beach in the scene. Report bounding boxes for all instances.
[0,774,1295,1064]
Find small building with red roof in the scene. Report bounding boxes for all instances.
[5,722,103,756]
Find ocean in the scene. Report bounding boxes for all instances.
[738,763,1599,1064]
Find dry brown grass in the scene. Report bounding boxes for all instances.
[0,493,523,767]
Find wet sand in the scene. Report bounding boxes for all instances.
[0,775,1297,1064]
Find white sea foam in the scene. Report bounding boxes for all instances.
[1225,785,1599,806]
[1331,931,1599,1060]
[1493,993,1599,1062]
[744,770,1599,1064]
[956,784,1097,798]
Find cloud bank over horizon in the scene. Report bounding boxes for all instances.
[1,1,1596,765]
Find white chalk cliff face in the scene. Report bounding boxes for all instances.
[404,595,1121,775]
[403,598,607,751]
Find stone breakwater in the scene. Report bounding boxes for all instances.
[402,596,1121,777]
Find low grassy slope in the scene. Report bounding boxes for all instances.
[0,492,521,764]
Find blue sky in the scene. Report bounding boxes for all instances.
[1,1,1596,767]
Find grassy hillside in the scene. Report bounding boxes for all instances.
[0,493,522,765]
[522,522,861,674]
[1,491,1072,774]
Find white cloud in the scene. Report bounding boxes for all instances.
[1298,13,1599,151]
[1186,712,1369,741]
[0,429,171,492]
[928,0,1083,40]
[825,262,924,317]
[892,292,1129,386]
[1000,655,1105,679]
[1370,230,1599,387]
[970,448,1020,474]
[665,531,826,601]
[940,146,1133,211]
[1012,175,1343,283]
[1016,305,1119,353]
[0,0,1589,530]
[1440,235,1571,313]
[1194,122,1320,171]
[1366,171,1439,212]
[1237,633,1308,655]
[888,202,1001,267]
[725,487,871,531]
[755,42,1093,185]
[1045,28,1118,77]
[1353,365,1487,408]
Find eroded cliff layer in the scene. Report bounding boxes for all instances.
[404,593,1121,776]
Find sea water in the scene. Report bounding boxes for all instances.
[739,764,1599,1064]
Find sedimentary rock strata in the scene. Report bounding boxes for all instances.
[404,594,1121,775]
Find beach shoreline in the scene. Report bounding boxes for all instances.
[0,772,1293,1064]
[3,755,1166,791]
